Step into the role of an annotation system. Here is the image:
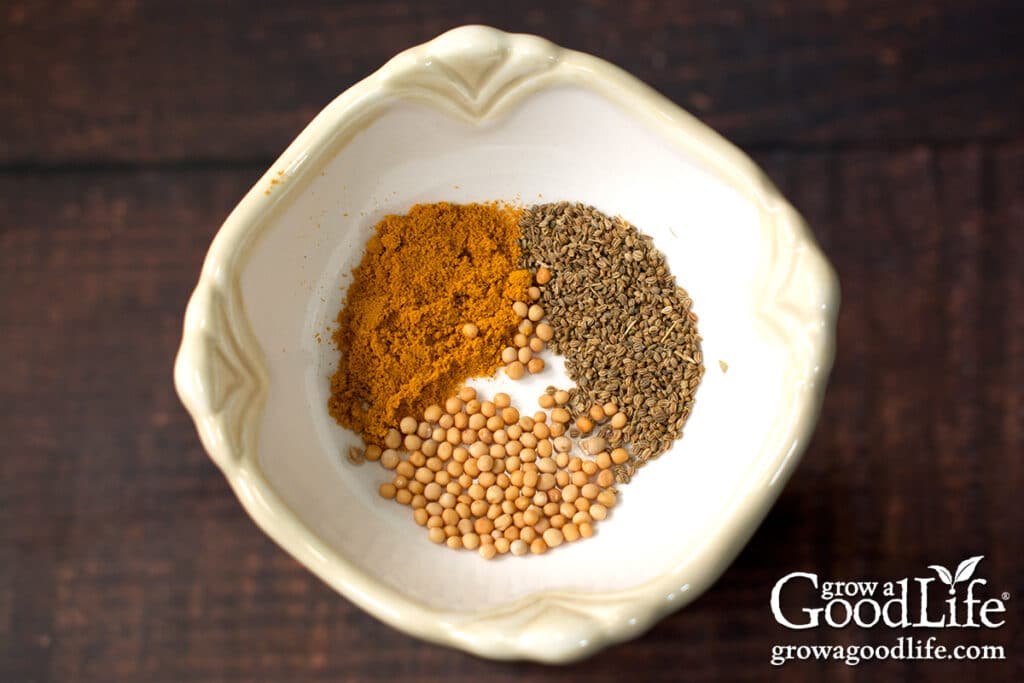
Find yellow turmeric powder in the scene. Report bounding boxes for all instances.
[328,202,531,442]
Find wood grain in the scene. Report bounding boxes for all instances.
[2,145,1021,681]
[1,0,1022,165]
[2,1,1022,680]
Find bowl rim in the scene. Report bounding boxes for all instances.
[174,24,840,663]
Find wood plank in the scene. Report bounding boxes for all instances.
[1,0,1022,165]
[1,145,1021,680]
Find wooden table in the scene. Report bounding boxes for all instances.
[2,2,1021,681]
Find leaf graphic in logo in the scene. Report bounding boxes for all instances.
[929,556,984,595]
[929,564,954,590]
[953,555,984,586]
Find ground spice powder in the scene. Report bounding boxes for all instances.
[329,202,530,442]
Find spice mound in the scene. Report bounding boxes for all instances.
[518,203,703,481]
[330,201,703,559]
[328,202,530,442]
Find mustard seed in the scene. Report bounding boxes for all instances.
[543,528,564,548]
[381,449,400,470]
[550,408,570,424]
[517,346,532,364]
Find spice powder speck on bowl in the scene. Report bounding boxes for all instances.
[174,25,840,662]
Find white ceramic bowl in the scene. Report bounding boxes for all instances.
[174,25,839,662]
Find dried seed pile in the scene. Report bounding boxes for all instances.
[369,384,626,559]
[518,202,703,482]
[339,201,703,558]
[360,271,631,559]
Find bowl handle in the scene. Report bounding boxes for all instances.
[174,274,267,473]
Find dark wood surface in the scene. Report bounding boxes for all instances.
[2,2,1021,681]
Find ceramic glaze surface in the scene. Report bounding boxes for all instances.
[175,25,839,662]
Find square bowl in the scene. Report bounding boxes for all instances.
[174,25,839,662]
